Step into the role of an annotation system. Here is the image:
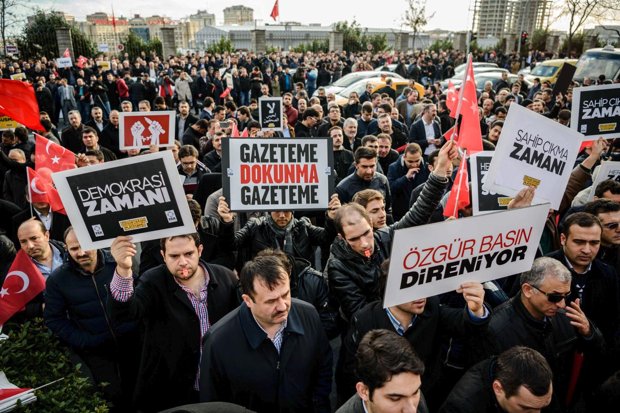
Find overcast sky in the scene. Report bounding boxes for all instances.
[28,0,615,32]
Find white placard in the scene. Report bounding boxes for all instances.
[56,57,73,68]
[587,161,620,202]
[384,204,550,308]
[484,104,582,209]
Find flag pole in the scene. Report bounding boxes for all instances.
[451,53,472,141]
[451,150,467,218]
[27,167,34,218]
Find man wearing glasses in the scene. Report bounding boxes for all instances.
[583,199,620,270]
[485,257,605,411]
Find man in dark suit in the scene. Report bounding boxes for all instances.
[176,100,199,141]
[12,202,71,246]
[408,103,442,157]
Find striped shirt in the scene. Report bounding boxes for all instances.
[253,315,287,353]
[110,266,210,389]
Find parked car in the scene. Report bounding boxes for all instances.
[334,78,424,107]
[453,62,499,76]
[573,45,620,84]
[312,70,403,97]
[524,59,578,85]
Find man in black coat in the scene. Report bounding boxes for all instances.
[337,280,489,409]
[44,227,138,409]
[439,346,553,413]
[408,103,442,157]
[326,141,457,322]
[60,110,86,154]
[387,143,430,221]
[108,233,239,412]
[176,100,199,141]
[483,257,606,411]
[200,255,332,413]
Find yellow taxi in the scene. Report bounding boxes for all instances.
[524,59,578,85]
[334,78,425,107]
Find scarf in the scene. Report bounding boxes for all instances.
[266,215,295,256]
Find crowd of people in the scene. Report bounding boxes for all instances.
[0,46,619,413]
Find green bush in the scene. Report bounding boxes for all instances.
[0,319,109,413]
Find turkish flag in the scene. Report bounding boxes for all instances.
[27,167,65,214]
[0,250,46,325]
[230,121,240,137]
[240,128,249,137]
[270,0,279,21]
[63,48,70,58]
[77,55,88,69]
[443,155,470,219]
[35,134,76,173]
[446,81,458,114]
[220,87,231,99]
[449,59,483,154]
[0,80,45,131]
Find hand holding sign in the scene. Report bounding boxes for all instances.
[217,196,234,223]
[327,194,341,220]
[456,282,486,317]
[111,236,136,277]
[435,140,458,178]
[565,298,591,337]
[507,186,536,209]
[583,137,609,170]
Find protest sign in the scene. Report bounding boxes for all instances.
[52,151,194,250]
[384,203,549,307]
[0,116,19,130]
[4,44,18,55]
[119,111,175,150]
[96,61,111,71]
[9,73,26,81]
[222,138,334,211]
[571,83,620,139]
[587,161,620,202]
[469,151,510,215]
[56,57,72,68]
[552,63,576,99]
[483,104,581,209]
[258,97,283,131]
[98,44,109,53]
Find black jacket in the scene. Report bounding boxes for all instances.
[408,119,442,152]
[438,357,504,413]
[220,216,337,264]
[387,156,430,220]
[337,393,429,413]
[336,299,489,401]
[108,261,239,412]
[546,249,620,349]
[44,250,136,351]
[335,171,392,212]
[484,294,606,408]
[326,173,449,320]
[200,299,332,413]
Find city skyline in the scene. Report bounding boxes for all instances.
[29,0,607,33]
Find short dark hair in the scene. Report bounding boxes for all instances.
[378,103,392,113]
[82,126,98,136]
[159,232,201,253]
[404,142,422,155]
[562,212,602,236]
[84,149,104,161]
[187,199,202,223]
[214,105,225,114]
[595,179,620,198]
[361,135,378,147]
[240,255,289,300]
[256,248,293,275]
[583,199,620,216]
[302,107,320,120]
[495,346,552,398]
[354,146,377,163]
[178,144,198,159]
[355,329,425,400]
[428,149,440,167]
[352,189,385,208]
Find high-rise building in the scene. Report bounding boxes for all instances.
[223,5,254,25]
[473,0,551,38]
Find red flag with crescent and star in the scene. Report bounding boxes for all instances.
[270,0,279,21]
[0,250,45,325]
[0,80,45,131]
[27,167,65,214]
[35,133,76,173]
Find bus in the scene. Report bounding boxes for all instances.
[573,45,620,84]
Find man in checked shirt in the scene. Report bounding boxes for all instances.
[108,233,239,412]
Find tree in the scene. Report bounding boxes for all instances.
[121,31,162,60]
[334,20,365,52]
[367,34,388,53]
[402,0,434,51]
[16,10,95,59]
[531,29,550,52]
[0,0,26,55]
[560,0,619,55]
[428,39,453,53]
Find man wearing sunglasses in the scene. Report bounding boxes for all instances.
[485,257,605,411]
